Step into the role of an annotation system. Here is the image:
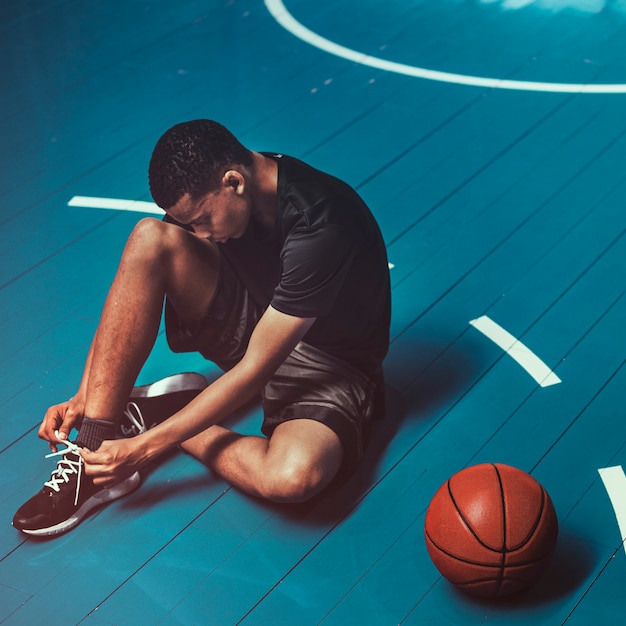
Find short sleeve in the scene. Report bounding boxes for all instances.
[271,224,356,318]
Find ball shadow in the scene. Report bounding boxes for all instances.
[448,531,598,612]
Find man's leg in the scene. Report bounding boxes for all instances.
[178,341,375,505]
[83,217,220,423]
[13,218,221,536]
[180,419,343,503]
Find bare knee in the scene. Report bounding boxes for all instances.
[119,218,167,275]
[260,457,337,503]
[123,218,215,294]
[125,217,183,259]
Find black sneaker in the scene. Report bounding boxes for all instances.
[13,440,140,537]
[118,372,208,437]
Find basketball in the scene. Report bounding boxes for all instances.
[424,463,558,597]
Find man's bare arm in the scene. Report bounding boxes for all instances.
[81,306,315,484]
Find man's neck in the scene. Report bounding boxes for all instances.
[249,151,278,230]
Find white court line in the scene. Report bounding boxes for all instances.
[68,196,163,214]
[599,466,626,555]
[470,315,561,387]
[265,0,626,94]
[69,195,396,269]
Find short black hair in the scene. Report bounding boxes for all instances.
[148,119,254,209]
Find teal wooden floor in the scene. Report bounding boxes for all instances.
[2,0,626,623]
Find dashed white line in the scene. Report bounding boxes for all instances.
[470,315,561,387]
[599,466,626,555]
[69,195,396,269]
[68,196,163,214]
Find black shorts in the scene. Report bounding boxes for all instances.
[164,253,384,474]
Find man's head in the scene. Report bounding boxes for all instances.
[148,119,254,210]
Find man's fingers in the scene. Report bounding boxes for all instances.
[57,428,70,442]
[38,400,84,449]
[80,449,111,476]
[80,440,140,488]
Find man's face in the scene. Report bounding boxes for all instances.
[167,177,250,244]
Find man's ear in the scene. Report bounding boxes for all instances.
[222,170,245,194]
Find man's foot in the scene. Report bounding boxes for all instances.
[118,372,208,437]
[13,440,140,537]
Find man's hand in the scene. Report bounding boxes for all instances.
[39,399,85,452]
[81,438,148,487]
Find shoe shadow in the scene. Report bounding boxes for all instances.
[122,473,221,510]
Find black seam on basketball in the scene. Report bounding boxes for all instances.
[454,572,534,589]
[426,533,549,572]
[425,529,549,570]
[521,486,547,548]
[493,464,507,596]
[505,480,547,551]
[425,530,501,567]
[447,478,500,554]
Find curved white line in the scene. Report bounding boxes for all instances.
[265,0,626,94]
[470,316,561,387]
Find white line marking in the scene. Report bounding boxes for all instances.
[68,196,163,215]
[469,315,561,386]
[70,198,396,271]
[599,466,626,555]
[265,0,626,94]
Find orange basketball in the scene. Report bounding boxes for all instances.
[424,463,558,597]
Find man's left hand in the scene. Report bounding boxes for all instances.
[81,438,146,487]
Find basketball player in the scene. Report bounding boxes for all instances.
[13,120,391,536]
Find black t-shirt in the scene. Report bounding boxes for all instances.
[220,154,390,377]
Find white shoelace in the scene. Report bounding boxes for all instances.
[44,436,84,506]
[120,402,147,436]
[42,406,146,507]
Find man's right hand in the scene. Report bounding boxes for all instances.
[39,399,85,452]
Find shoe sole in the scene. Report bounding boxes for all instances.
[17,472,141,537]
[130,372,207,399]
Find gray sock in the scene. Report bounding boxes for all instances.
[75,417,117,451]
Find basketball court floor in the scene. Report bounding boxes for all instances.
[2,0,626,623]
